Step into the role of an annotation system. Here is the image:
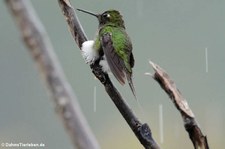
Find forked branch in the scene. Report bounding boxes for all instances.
[149,61,209,149]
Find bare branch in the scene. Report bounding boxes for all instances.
[149,61,209,149]
[58,0,160,148]
[58,0,87,48]
[5,0,100,149]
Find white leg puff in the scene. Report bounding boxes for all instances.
[81,40,98,64]
[99,56,110,73]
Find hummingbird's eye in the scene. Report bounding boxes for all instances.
[102,13,110,19]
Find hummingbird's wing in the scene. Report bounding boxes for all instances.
[100,32,126,85]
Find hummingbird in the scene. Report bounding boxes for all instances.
[77,9,136,98]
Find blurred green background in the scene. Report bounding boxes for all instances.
[1,0,225,148]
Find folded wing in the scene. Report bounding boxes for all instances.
[100,33,126,85]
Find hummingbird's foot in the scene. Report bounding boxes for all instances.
[91,63,108,84]
[81,40,98,64]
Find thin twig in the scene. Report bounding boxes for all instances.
[58,0,160,148]
[5,0,100,149]
[149,61,209,149]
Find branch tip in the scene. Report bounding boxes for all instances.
[59,0,72,8]
[149,61,209,149]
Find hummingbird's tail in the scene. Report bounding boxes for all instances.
[126,73,137,100]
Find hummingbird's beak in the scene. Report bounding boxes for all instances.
[77,8,99,18]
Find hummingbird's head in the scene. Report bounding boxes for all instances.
[98,10,125,28]
[77,9,125,28]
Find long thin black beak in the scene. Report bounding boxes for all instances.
[77,8,98,18]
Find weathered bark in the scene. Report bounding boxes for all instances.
[58,0,160,148]
[149,61,209,149]
[6,0,100,149]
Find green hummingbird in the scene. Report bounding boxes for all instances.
[77,9,136,98]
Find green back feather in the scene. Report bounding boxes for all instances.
[94,25,132,72]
